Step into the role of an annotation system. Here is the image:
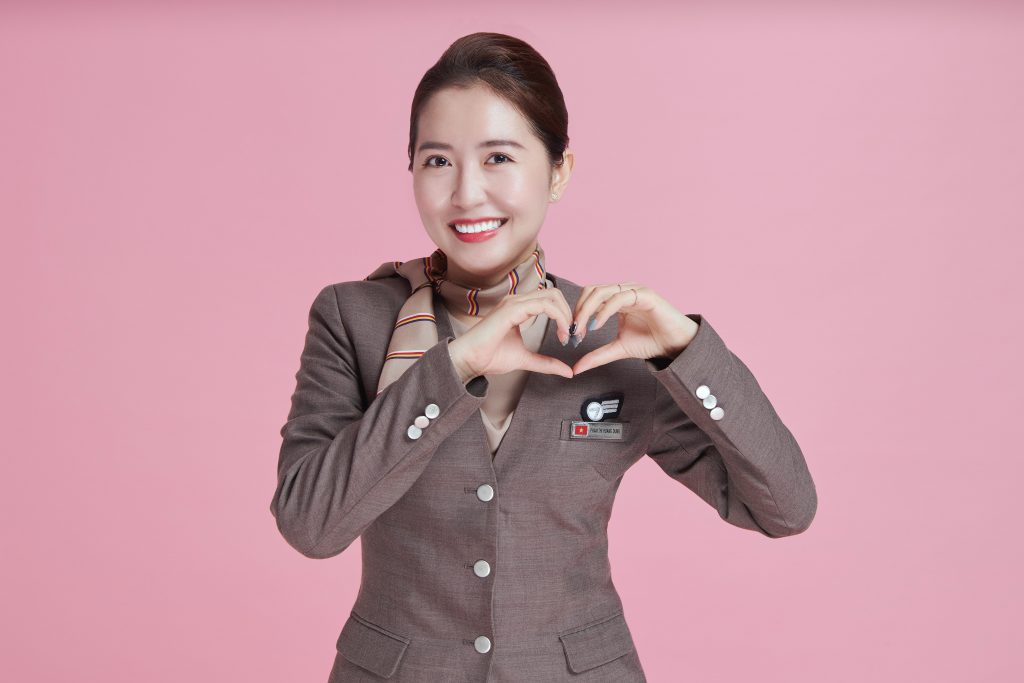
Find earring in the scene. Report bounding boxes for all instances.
[551,192,559,200]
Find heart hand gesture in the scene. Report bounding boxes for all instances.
[569,283,699,375]
[447,287,576,383]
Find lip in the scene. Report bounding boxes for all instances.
[448,216,509,227]
[449,217,508,243]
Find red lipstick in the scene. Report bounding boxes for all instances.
[448,217,509,243]
[448,216,508,226]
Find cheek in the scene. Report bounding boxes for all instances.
[411,175,433,202]
[495,171,532,197]
[493,174,546,214]
[412,179,450,217]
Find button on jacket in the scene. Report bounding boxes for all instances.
[270,271,818,682]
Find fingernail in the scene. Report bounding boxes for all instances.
[561,332,568,346]
[587,317,597,331]
[568,321,577,336]
[571,334,581,348]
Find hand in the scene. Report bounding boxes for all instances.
[569,282,699,375]
[448,288,576,382]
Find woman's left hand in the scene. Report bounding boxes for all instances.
[570,282,699,375]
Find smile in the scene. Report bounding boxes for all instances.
[448,218,508,234]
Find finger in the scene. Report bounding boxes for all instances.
[524,288,573,344]
[571,284,598,331]
[570,283,604,339]
[545,287,575,345]
[590,286,650,332]
[572,340,630,375]
[503,295,572,344]
[578,282,647,339]
[521,351,574,379]
[573,284,624,342]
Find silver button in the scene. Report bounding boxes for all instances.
[473,559,491,577]
[474,635,492,653]
[702,394,717,409]
[695,384,711,399]
[709,406,724,421]
[425,403,440,419]
[414,415,430,428]
[407,424,422,440]
[476,484,494,502]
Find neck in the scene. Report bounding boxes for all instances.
[444,241,540,290]
[444,264,508,290]
[433,241,547,318]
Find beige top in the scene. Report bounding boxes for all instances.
[445,277,554,458]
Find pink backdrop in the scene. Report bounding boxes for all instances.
[3,2,1021,681]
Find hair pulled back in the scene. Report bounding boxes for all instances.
[407,32,569,174]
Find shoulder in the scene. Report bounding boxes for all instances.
[300,276,409,353]
[310,273,409,316]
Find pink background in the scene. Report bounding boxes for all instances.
[3,2,1022,681]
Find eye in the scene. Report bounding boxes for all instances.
[421,153,513,168]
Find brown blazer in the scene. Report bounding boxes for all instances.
[270,271,817,681]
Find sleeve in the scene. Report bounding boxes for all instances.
[269,284,490,559]
[643,314,817,538]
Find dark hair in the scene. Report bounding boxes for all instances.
[407,32,569,174]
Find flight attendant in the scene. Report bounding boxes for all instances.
[272,31,817,682]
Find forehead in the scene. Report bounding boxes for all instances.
[417,84,535,146]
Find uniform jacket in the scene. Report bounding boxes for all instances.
[270,270,817,682]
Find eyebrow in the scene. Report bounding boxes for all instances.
[416,139,526,154]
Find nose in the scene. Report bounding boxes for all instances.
[451,164,487,208]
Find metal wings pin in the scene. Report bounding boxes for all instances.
[579,391,624,422]
[566,391,627,441]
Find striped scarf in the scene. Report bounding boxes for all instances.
[365,243,548,396]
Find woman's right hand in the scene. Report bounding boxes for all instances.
[447,288,575,383]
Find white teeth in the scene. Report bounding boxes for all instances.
[452,219,504,233]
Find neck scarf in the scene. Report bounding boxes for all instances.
[365,243,548,397]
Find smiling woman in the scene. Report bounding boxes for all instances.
[271,31,817,683]
[407,43,573,287]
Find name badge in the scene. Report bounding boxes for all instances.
[567,420,626,440]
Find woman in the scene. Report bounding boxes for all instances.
[271,32,817,682]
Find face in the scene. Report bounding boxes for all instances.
[411,83,573,289]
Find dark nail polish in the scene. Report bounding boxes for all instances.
[568,321,577,336]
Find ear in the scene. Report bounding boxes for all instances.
[549,149,575,200]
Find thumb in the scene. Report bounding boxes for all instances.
[521,351,575,379]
